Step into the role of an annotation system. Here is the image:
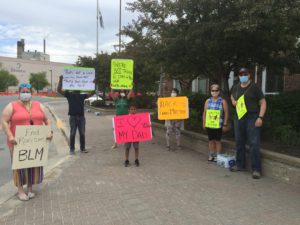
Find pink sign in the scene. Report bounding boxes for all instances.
[113,113,152,144]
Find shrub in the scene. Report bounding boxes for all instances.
[265,90,300,146]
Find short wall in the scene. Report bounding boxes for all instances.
[153,122,300,186]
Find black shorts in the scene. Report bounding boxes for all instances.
[206,128,222,141]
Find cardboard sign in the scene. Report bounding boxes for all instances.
[111,59,134,89]
[12,125,50,170]
[236,95,247,120]
[158,97,189,120]
[113,113,152,144]
[205,109,221,128]
[63,66,95,91]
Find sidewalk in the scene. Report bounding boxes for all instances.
[0,101,299,225]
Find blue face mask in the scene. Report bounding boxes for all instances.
[239,75,249,83]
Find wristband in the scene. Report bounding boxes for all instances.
[258,116,263,120]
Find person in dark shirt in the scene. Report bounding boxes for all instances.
[230,68,267,179]
[57,75,89,155]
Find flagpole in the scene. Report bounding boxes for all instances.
[119,0,122,54]
[96,0,99,55]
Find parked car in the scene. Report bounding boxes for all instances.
[84,95,103,105]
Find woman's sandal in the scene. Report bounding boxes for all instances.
[18,193,29,201]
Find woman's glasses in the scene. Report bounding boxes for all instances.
[20,84,31,89]
[211,90,219,92]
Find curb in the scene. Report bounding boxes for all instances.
[152,122,300,185]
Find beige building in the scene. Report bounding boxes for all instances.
[0,56,72,92]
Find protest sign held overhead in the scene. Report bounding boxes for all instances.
[63,66,95,91]
[12,125,51,170]
[158,97,189,120]
[113,113,152,144]
[111,59,134,89]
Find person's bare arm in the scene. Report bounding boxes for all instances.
[202,100,208,130]
[1,103,16,145]
[40,104,53,140]
[57,75,65,95]
[255,98,267,127]
[222,99,230,132]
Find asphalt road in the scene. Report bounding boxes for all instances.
[0,96,65,187]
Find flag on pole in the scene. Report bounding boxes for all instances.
[99,9,104,29]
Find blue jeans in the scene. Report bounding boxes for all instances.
[234,113,261,172]
[69,115,86,152]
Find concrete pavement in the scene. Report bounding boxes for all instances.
[0,101,299,225]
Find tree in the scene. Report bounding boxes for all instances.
[124,0,300,94]
[29,72,49,93]
[0,69,18,92]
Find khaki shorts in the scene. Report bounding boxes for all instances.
[124,142,139,149]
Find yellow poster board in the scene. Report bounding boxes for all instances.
[158,97,189,120]
[205,109,221,128]
[111,59,134,89]
[236,95,247,120]
[12,125,50,170]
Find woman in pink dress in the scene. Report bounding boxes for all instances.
[1,84,53,201]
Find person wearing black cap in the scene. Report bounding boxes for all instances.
[230,68,267,179]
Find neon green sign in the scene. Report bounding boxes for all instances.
[111,59,134,89]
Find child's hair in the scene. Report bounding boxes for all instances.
[210,83,220,91]
[172,88,179,94]
[128,102,138,109]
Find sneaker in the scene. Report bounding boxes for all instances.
[252,171,261,179]
[124,160,130,167]
[111,143,117,149]
[80,149,88,153]
[229,165,244,172]
[135,159,140,167]
[70,151,75,155]
[208,155,215,162]
[27,192,35,199]
[176,145,182,151]
[166,146,171,151]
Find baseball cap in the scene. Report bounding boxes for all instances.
[239,68,249,74]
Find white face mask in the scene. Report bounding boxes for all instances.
[171,92,177,97]
[120,93,125,97]
[20,93,32,102]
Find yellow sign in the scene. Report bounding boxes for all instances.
[12,125,50,170]
[111,59,134,89]
[158,97,189,120]
[236,95,247,120]
[205,109,221,128]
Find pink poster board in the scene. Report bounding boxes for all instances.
[113,113,152,144]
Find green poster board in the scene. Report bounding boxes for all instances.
[111,59,134,89]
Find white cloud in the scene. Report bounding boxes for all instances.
[0,0,138,63]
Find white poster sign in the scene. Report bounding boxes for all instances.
[12,126,50,170]
[63,66,95,91]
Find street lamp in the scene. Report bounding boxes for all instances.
[49,69,53,91]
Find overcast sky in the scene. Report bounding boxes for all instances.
[0,0,137,64]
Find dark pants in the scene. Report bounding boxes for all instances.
[69,115,86,152]
[234,113,261,172]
